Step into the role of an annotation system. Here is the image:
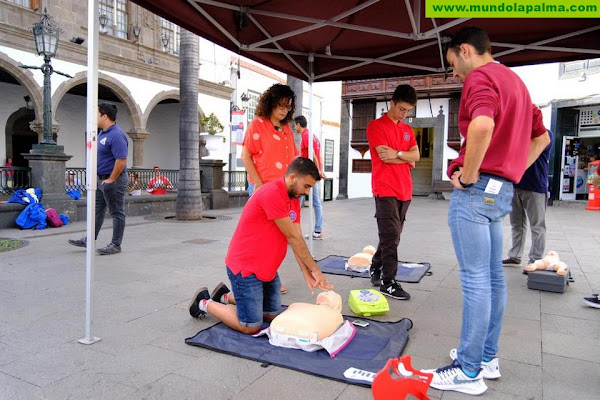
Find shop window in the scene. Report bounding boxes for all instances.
[99,0,128,39]
[352,159,372,173]
[246,90,260,120]
[161,18,181,55]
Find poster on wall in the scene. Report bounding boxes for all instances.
[232,110,246,145]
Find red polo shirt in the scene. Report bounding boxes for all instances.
[447,62,547,183]
[243,117,298,184]
[225,178,301,282]
[300,129,322,169]
[367,113,417,201]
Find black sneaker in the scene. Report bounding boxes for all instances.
[583,294,600,309]
[369,267,382,287]
[68,237,87,248]
[189,287,210,318]
[96,243,121,255]
[502,257,521,265]
[380,280,411,300]
[210,282,230,304]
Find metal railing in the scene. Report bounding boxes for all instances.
[223,170,248,192]
[65,168,181,194]
[3,167,248,196]
[0,166,31,194]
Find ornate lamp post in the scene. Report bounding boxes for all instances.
[20,8,74,217]
[21,8,72,145]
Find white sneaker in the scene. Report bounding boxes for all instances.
[450,348,501,379]
[428,360,487,395]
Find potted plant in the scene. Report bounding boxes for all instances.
[200,112,226,152]
[200,112,225,135]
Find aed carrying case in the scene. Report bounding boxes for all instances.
[527,270,569,293]
[348,289,390,316]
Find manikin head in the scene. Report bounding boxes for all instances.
[316,291,342,313]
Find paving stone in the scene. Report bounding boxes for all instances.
[0,199,598,399]
[542,354,600,400]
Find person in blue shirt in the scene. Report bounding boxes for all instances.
[68,103,129,255]
[503,130,553,267]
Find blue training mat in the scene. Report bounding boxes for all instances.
[317,255,431,283]
[185,315,413,387]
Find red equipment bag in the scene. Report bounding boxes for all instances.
[45,208,63,228]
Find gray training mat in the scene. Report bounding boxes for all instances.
[185,315,413,387]
[316,255,431,283]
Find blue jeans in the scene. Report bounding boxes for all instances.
[301,183,323,233]
[247,183,254,197]
[448,174,514,374]
[226,268,282,327]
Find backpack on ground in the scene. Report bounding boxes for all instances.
[45,208,63,228]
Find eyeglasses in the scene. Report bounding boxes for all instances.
[277,103,292,111]
[398,105,413,115]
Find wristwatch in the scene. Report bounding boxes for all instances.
[396,151,404,158]
[458,176,474,188]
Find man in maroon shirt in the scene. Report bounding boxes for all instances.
[426,27,550,396]
[188,157,332,334]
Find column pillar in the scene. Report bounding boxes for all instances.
[337,99,350,200]
[127,129,150,168]
[23,121,75,218]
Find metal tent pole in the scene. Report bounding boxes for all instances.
[79,0,101,345]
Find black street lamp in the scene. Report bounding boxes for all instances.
[21,8,72,145]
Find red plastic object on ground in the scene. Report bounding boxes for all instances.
[371,355,433,400]
[587,161,600,211]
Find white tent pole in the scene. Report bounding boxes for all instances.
[79,0,101,346]
[308,53,314,255]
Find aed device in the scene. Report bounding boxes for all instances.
[348,289,390,317]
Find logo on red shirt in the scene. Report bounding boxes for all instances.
[289,210,297,221]
[404,133,410,141]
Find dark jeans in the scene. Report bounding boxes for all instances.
[371,196,411,281]
[95,173,127,246]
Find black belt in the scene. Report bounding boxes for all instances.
[98,174,111,179]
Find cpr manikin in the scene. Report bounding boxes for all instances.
[258,291,355,356]
[524,250,568,276]
[346,245,376,272]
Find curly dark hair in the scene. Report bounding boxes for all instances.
[255,83,296,125]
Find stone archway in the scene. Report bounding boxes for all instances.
[0,52,43,127]
[52,71,143,131]
[143,89,204,128]
[5,108,37,168]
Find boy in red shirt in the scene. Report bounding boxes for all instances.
[367,84,420,300]
[188,157,333,334]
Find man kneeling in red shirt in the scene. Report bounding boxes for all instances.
[188,157,333,334]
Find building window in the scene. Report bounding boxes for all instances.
[352,159,372,173]
[99,0,128,39]
[5,0,39,8]
[559,58,600,80]
[161,18,180,55]
[6,0,29,7]
[324,139,334,173]
[246,90,261,120]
